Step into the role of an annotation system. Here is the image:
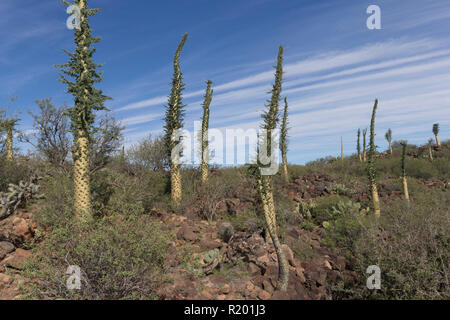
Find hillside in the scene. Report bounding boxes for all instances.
[1,140,448,300]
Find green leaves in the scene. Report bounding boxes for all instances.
[57,0,110,139]
[164,33,188,163]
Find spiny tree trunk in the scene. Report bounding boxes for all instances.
[171,163,182,205]
[164,33,188,207]
[401,142,410,202]
[367,100,380,217]
[201,80,213,184]
[435,134,441,147]
[258,176,288,291]
[357,129,362,162]
[280,97,289,183]
[73,131,91,220]
[57,0,110,221]
[5,128,13,160]
[362,129,367,162]
[428,141,434,162]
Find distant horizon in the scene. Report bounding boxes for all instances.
[1,0,449,165]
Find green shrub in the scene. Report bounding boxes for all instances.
[22,214,171,300]
[33,173,74,228]
[308,195,347,225]
[327,189,449,299]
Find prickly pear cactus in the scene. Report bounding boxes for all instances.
[0,175,44,220]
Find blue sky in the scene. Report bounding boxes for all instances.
[1,0,450,164]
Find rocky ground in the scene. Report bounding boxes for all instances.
[0,173,447,300]
[0,211,35,299]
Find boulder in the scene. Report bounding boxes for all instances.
[0,241,15,261]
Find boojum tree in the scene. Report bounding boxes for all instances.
[357,128,362,162]
[57,0,110,222]
[385,128,392,155]
[340,136,344,164]
[432,123,441,147]
[164,33,188,206]
[200,80,213,184]
[428,138,434,161]
[280,97,289,183]
[362,128,367,162]
[255,45,289,291]
[367,99,381,217]
[1,118,19,161]
[400,141,410,202]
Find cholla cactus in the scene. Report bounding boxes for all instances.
[0,176,44,220]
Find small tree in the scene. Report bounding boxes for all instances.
[362,128,367,162]
[400,141,410,201]
[25,98,71,169]
[57,0,110,221]
[385,128,392,155]
[357,128,362,162]
[367,99,380,217]
[164,33,188,206]
[432,123,441,147]
[427,138,434,162]
[200,80,213,184]
[89,113,124,174]
[280,97,289,183]
[128,134,167,172]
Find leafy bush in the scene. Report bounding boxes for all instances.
[22,214,171,300]
[326,189,449,299]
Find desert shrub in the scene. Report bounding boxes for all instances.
[33,172,74,227]
[327,189,449,299]
[307,195,347,225]
[22,214,171,300]
[0,158,33,192]
[433,158,450,180]
[127,134,167,172]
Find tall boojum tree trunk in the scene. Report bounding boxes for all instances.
[357,128,362,162]
[367,100,381,217]
[57,0,110,222]
[5,127,13,160]
[362,128,367,162]
[164,33,188,207]
[280,97,289,183]
[201,80,213,184]
[401,142,410,201]
[256,45,289,291]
